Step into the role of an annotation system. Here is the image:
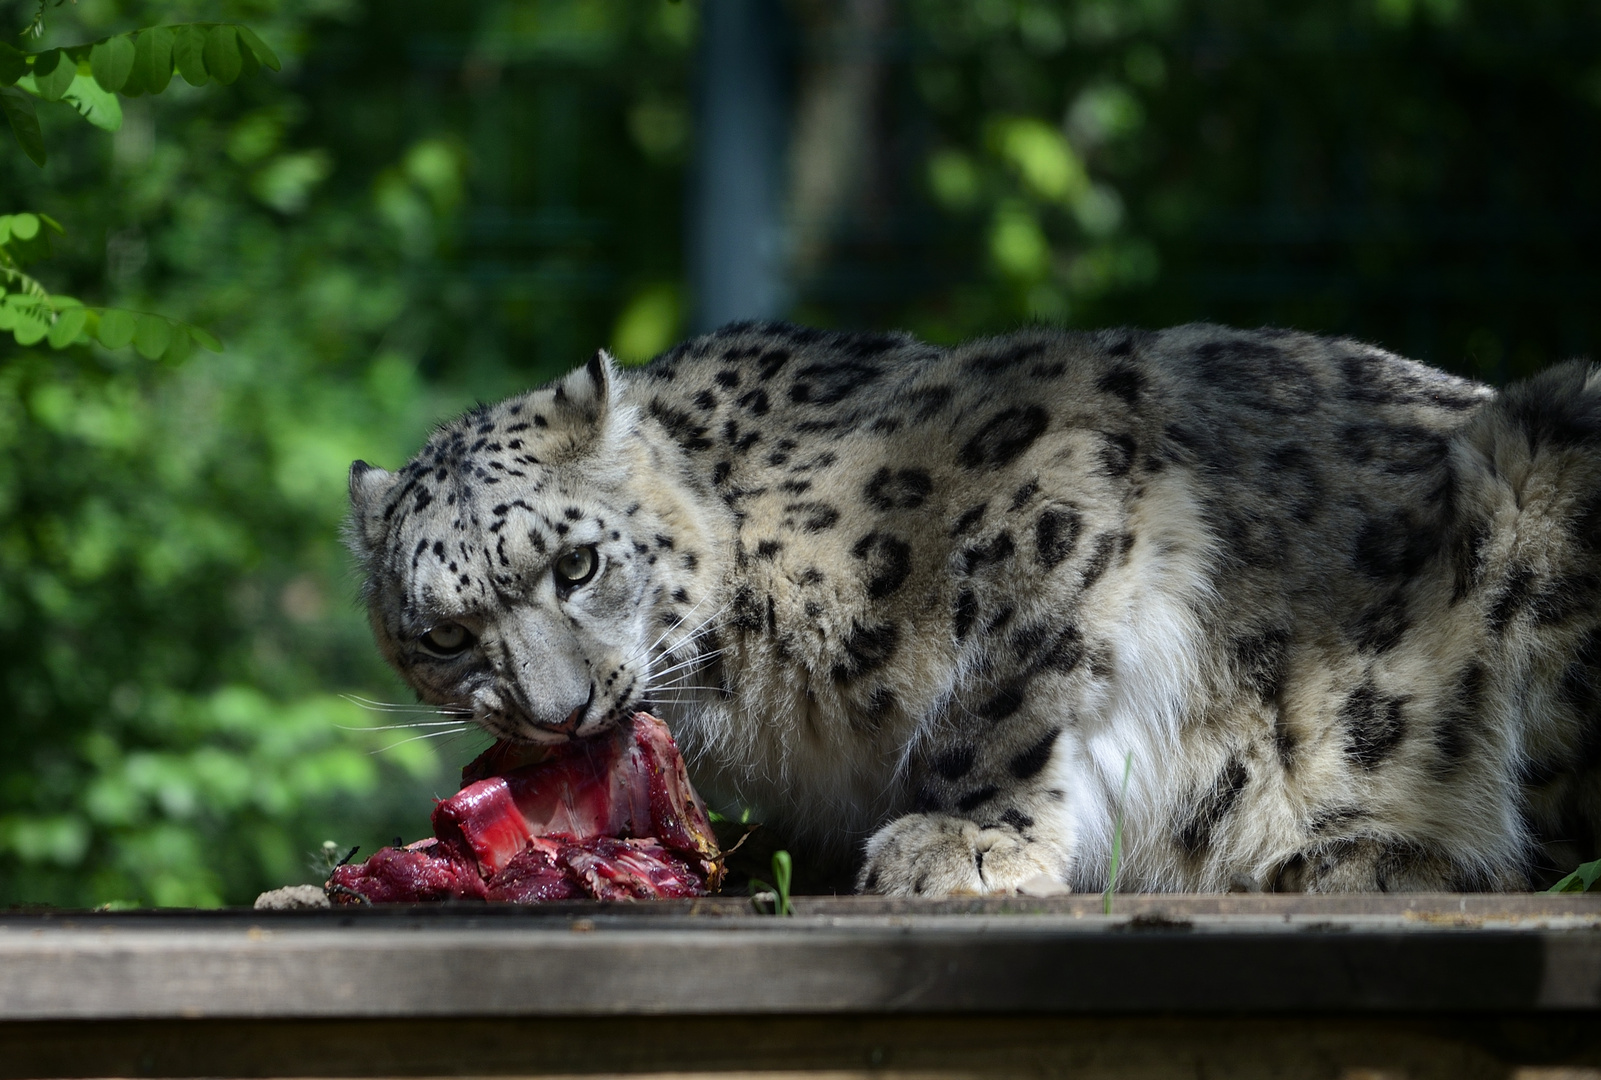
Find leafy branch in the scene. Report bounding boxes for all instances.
[19,0,58,42]
[0,15,275,360]
[0,211,221,360]
[0,22,280,165]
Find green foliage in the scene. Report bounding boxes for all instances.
[750,849,795,916]
[846,0,1601,381]
[1,212,220,360]
[1,22,278,164]
[1549,859,1601,894]
[0,85,42,165]
[0,7,235,365]
[0,0,692,907]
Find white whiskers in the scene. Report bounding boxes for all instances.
[649,650,724,684]
[336,720,474,732]
[339,692,477,756]
[626,593,727,669]
[340,693,469,718]
[632,593,731,716]
[369,726,479,756]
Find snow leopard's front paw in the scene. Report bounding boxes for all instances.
[857,812,1065,896]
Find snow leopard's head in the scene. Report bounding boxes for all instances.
[346,351,720,745]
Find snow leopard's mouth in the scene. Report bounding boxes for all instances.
[559,683,597,734]
[478,681,608,746]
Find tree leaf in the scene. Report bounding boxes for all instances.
[12,322,48,346]
[96,309,136,349]
[237,43,260,83]
[187,325,223,352]
[1549,858,1601,893]
[90,35,136,94]
[62,72,122,132]
[133,27,174,96]
[173,26,208,87]
[0,41,27,86]
[7,296,50,345]
[133,314,171,359]
[164,325,197,364]
[234,26,281,72]
[33,50,76,103]
[47,305,87,348]
[203,26,242,86]
[10,213,39,240]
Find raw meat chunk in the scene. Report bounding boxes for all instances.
[327,713,721,903]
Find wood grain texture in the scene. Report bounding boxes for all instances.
[3,896,1601,1019]
[4,896,1600,1078]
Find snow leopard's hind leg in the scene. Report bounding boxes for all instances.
[1269,838,1522,892]
[1242,359,1601,896]
[1267,359,1601,894]
[1467,360,1601,887]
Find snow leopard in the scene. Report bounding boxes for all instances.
[346,321,1601,895]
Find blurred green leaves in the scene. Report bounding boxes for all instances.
[0,85,44,165]
[1,213,220,360]
[993,117,1088,204]
[373,138,467,258]
[0,685,425,906]
[0,1,473,907]
[610,282,682,363]
[900,0,1601,355]
[251,150,333,214]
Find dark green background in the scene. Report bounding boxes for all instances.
[1,0,1597,905]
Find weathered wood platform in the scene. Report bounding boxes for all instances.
[4,893,1601,1078]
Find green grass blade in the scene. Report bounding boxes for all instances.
[1102,751,1132,915]
[772,850,793,916]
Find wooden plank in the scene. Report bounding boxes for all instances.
[2,914,1598,1018]
[4,899,1600,1079]
[4,1014,1601,1079]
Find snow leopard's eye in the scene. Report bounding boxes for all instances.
[419,623,471,656]
[553,545,599,589]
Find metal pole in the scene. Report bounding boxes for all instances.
[689,0,791,332]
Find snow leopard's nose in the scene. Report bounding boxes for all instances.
[492,615,597,738]
[552,684,596,736]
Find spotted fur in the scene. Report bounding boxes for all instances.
[348,322,1601,895]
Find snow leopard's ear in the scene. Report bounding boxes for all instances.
[551,348,619,426]
[347,460,398,557]
[544,349,628,461]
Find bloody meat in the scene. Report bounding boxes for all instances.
[327,712,721,903]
